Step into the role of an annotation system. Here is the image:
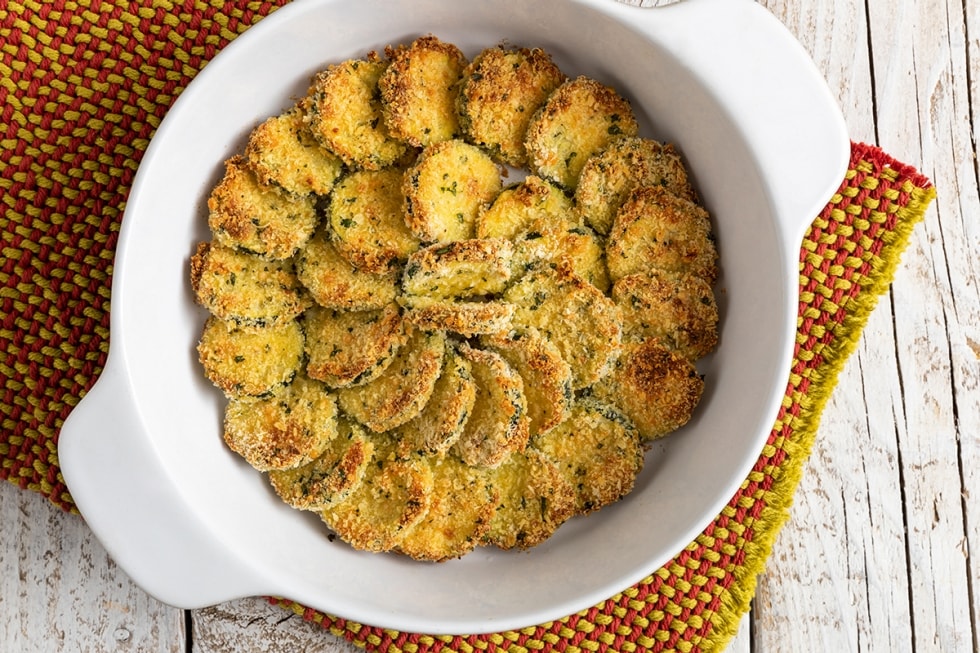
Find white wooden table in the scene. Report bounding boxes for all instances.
[2,0,977,651]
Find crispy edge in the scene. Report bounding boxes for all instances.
[475,175,576,240]
[402,238,514,299]
[296,232,401,311]
[401,298,514,337]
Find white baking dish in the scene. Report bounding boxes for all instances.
[59,0,848,635]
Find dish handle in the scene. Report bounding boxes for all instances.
[58,356,265,609]
[619,0,850,243]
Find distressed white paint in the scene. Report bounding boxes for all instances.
[1,1,975,651]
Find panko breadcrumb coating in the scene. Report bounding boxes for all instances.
[612,271,719,361]
[197,316,305,398]
[576,136,697,235]
[454,342,529,469]
[194,37,721,560]
[190,241,311,329]
[504,261,622,389]
[380,35,467,147]
[222,374,338,472]
[320,439,434,553]
[531,397,643,514]
[606,185,718,284]
[486,448,576,550]
[305,56,409,170]
[337,327,446,432]
[268,418,375,510]
[296,232,400,311]
[304,303,408,388]
[207,155,318,260]
[476,175,576,240]
[525,76,638,190]
[457,46,566,167]
[397,454,497,561]
[589,339,704,441]
[403,139,502,243]
[245,103,345,197]
[328,167,422,273]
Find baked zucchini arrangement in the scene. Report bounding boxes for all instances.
[191,36,720,561]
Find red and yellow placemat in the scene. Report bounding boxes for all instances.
[1,2,936,652]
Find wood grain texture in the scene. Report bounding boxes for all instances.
[0,1,975,652]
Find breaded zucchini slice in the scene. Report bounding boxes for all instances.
[606,185,718,284]
[268,417,375,510]
[320,439,434,553]
[337,326,446,432]
[190,242,311,329]
[402,238,513,300]
[197,316,305,398]
[485,448,576,550]
[453,342,529,469]
[531,397,643,514]
[304,303,407,388]
[222,374,338,472]
[296,231,400,311]
[588,339,704,442]
[503,262,622,389]
[511,225,610,293]
[304,56,409,170]
[328,167,422,273]
[207,155,319,260]
[245,103,345,197]
[394,343,477,458]
[457,46,566,167]
[397,454,497,561]
[401,297,514,337]
[481,327,572,437]
[379,35,467,147]
[524,76,638,190]
[403,139,502,243]
[575,136,697,235]
[612,271,719,361]
[476,175,576,240]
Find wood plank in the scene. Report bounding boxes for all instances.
[0,481,185,653]
[192,598,360,653]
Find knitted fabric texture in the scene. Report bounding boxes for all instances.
[0,2,936,652]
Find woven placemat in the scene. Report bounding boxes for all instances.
[1,2,936,652]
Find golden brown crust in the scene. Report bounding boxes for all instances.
[612,271,719,361]
[328,167,421,273]
[485,448,576,550]
[320,440,434,552]
[197,316,305,398]
[457,47,566,166]
[575,137,697,235]
[481,327,572,437]
[268,418,375,510]
[453,342,529,468]
[245,103,345,197]
[503,261,622,389]
[403,139,502,243]
[207,155,318,260]
[531,397,643,514]
[476,175,576,240]
[401,298,514,337]
[305,57,410,170]
[296,232,401,311]
[222,375,338,472]
[606,185,718,284]
[337,326,446,432]
[524,76,638,190]
[394,343,477,458]
[511,225,610,293]
[379,35,467,147]
[589,338,705,441]
[401,238,514,300]
[397,455,497,561]
[304,303,408,388]
[190,241,311,329]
